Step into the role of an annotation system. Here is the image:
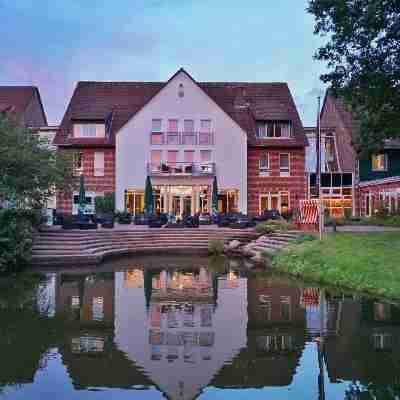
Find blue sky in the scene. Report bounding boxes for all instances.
[0,0,328,125]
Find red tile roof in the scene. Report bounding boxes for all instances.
[0,86,46,125]
[54,70,305,148]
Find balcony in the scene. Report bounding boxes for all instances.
[147,162,215,176]
[150,131,214,146]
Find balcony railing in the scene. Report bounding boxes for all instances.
[150,131,214,146]
[147,162,215,176]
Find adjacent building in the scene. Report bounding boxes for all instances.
[313,90,400,217]
[359,139,400,216]
[54,68,307,216]
[0,85,47,128]
[306,90,357,218]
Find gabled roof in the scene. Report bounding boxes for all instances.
[54,69,306,148]
[321,90,357,172]
[0,86,47,126]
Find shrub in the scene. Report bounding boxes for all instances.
[208,238,225,255]
[255,222,275,235]
[0,209,35,275]
[343,207,352,220]
[95,193,115,215]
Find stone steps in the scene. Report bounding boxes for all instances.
[31,228,257,266]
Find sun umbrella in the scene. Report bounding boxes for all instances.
[144,175,154,215]
[212,176,218,214]
[78,174,86,216]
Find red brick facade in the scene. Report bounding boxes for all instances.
[359,179,400,216]
[57,148,115,214]
[247,147,306,216]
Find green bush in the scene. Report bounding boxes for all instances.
[95,193,115,215]
[255,222,275,235]
[208,238,225,255]
[0,209,35,275]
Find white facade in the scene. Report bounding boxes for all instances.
[116,71,248,214]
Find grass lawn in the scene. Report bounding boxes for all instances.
[270,232,400,299]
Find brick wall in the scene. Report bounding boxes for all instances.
[57,148,115,214]
[247,147,306,216]
[359,180,400,216]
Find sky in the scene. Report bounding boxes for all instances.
[0,0,328,126]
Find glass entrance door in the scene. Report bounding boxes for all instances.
[172,196,181,216]
[183,196,191,216]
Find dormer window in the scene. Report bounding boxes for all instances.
[74,123,105,138]
[256,121,292,138]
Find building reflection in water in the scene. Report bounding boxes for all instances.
[18,260,400,400]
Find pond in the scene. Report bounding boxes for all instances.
[1,255,400,400]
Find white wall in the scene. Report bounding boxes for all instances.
[116,71,248,212]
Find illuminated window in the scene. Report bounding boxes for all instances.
[73,152,83,176]
[372,154,387,171]
[92,297,104,321]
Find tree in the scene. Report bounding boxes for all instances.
[0,115,75,209]
[308,0,400,154]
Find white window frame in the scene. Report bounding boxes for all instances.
[371,153,388,171]
[259,153,270,176]
[74,123,105,138]
[94,152,104,177]
[151,119,162,132]
[256,121,292,139]
[279,153,290,177]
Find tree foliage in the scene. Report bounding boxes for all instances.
[0,115,75,209]
[308,0,400,153]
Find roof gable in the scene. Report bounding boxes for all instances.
[54,69,306,147]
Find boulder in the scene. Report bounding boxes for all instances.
[228,240,241,250]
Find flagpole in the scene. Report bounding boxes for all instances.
[317,96,324,241]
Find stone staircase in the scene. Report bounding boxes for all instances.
[241,231,301,262]
[31,228,257,266]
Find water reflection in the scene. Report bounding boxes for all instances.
[1,255,400,399]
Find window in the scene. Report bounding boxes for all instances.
[256,122,267,138]
[73,152,83,175]
[281,191,289,214]
[73,195,92,205]
[256,121,291,138]
[168,119,178,132]
[372,154,387,171]
[199,120,212,145]
[184,119,194,132]
[94,152,104,177]
[152,119,162,132]
[151,132,163,144]
[151,150,162,171]
[280,296,291,321]
[182,119,196,144]
[279,153,290,176]
[184,150,195,163]
[167,150,178,164]
[200,119,211,132]
[92,297,104,322]
[259,154,269,176]
[74,124,105,138]
[200,150,212,163]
